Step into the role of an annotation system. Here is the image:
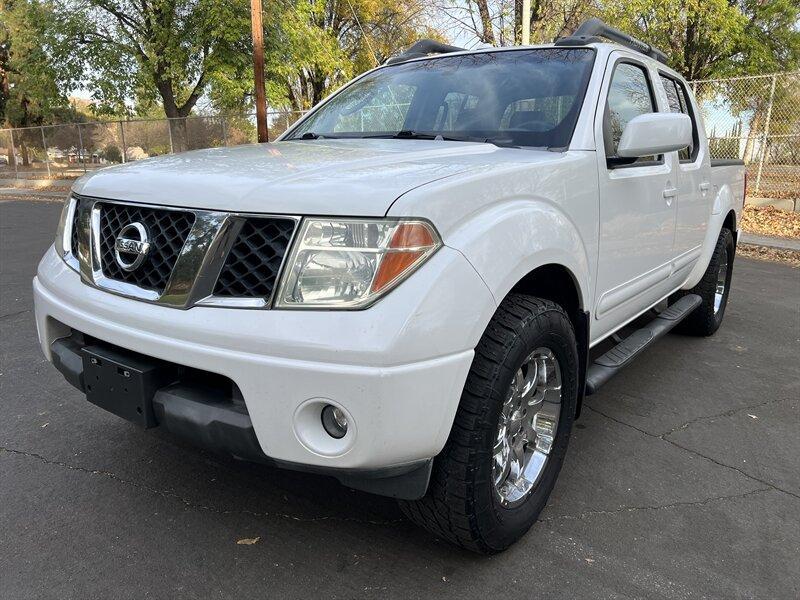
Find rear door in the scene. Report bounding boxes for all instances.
[592,55,679,341]
[657,73,710,274]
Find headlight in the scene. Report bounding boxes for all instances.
[275,218,441,309]
[54,194,78,261]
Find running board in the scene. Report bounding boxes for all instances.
[585,294,702,396]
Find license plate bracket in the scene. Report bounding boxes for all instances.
[81,345,179,429]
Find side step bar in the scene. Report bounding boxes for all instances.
[585,294,702,395]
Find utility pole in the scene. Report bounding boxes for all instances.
[521,0,531,45]
[250,0,269,143]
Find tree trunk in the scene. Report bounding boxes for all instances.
[168,118,189,153]
[743,110,763,164]
[311,71,327,107]
[20,139,30,167]
[155,74,202,153]
[475,0,496,45]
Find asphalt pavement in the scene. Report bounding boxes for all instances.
[1,199,798,599]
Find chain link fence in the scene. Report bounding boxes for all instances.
[1,71,799,207]
[693,71,800,207]
[0,111,305,179]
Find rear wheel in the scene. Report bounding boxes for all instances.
[400,294,579,553]
[674,228,735,336]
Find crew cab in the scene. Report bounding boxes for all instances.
[33,19,745,553]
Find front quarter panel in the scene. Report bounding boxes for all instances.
[389,151,599,315]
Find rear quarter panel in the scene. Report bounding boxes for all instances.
[683,163,746,288]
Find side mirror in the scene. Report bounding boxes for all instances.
[617,113,692,158]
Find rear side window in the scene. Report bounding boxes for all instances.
[659,74,699,162]
[604,62,657,165]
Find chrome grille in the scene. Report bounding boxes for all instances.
[213,217,296,299]
[97,203,195,294]
[67,196,299,309]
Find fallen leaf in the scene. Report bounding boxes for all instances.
[236,537,260,545]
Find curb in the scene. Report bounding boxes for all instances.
[740,232,800,252]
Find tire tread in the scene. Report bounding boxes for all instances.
[400,294,573,553]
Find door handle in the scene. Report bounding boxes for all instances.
[663,187,678,206]
[699,182,711,195]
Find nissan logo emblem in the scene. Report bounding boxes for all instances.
[114,222,151,271]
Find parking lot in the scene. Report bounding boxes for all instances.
[1,199,798,599]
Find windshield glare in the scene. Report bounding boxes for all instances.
[288,48,596,149]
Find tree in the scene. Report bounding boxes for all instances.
[431,0,592,48]
[0,0,78,164]
[601,0,800,81]
[56,0,252,150]
[260,0,441,112]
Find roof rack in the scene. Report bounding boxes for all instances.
[384,39,466,66]
[554,18,668,64]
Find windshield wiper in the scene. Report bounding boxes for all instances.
[294,132,340,140]
[359,130,438,140]
[300,130,520,147]
[363,130,519,147]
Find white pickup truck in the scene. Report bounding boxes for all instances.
[34,19,745,553]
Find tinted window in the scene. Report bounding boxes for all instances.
[659,74,698,161]
[604,62,656,162]
[289,49,596,149]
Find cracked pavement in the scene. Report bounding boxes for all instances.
[1,200,799,599]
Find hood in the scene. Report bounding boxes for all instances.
[72,138,537,216]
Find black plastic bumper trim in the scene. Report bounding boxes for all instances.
[49,333,432,500]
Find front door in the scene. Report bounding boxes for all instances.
[592,56,678,342]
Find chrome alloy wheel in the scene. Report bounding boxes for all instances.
[714,253,729,314]
[492,347,562,508]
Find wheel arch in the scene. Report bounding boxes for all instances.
[504,263,590,418]
[723,209,737,242]
[685,185,739,289]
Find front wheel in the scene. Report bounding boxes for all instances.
[674,227,735,336]
[400,295,579,553]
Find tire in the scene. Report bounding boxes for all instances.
[674,228,735,336]
[400,294,579,553]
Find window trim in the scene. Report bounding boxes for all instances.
[657,71,701,164]
[602,58,664,170]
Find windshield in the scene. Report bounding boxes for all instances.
[287,48,595,149]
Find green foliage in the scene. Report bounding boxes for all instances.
[203,0,437,114]
[601,0,800,80]
[735,0,800,74]
[102,142,122,162]
[5,0,797,129]
[54,0,252,120]
[0,0,79,127]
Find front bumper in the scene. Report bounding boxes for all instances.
[33,244,496,494]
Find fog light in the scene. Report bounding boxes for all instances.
[321,405,348,439]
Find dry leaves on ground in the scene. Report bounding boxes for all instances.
[741,205,800,239]
[738,243,800,267]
